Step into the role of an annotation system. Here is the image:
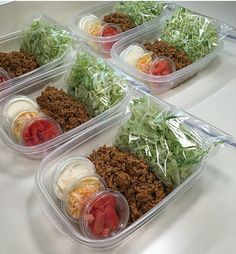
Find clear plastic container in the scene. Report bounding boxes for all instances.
[35,87,235,249]
[0,43,130,159]
[67,2,175,57]
[111,24,224,95]
[0,12,74,95]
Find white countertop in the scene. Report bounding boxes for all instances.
[0,2,236,254]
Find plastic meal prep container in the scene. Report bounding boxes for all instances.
[67,2,175,57]
[0,44,132,159]
[111,6,233,95]
[0,12,74,96]
[111,23,224,95]
[35,87,236,249]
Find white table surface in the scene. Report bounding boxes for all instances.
[0,2,236,254]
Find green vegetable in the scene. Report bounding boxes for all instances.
[67,51,127,117]
[115,96,209,188]
[161,7,219,62]
[115,1,164,25]
[21,19,72,66]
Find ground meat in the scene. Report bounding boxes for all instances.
[36,86,90,132]
[0,49,38,78]
[143,40,192,70]
[88,145,167,223]
[103,13,136,32]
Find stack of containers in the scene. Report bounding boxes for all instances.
[67,1,175,57]
[0,12,74,97]
[111,6,235,94]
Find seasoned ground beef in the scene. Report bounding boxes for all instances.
[36,86,90,132]
[143,40,192,70]
[103,13,136,32]
[0,49,38,78]
[88,145,167,223]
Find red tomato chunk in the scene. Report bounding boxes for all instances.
[22,118,61,146]
[87,195,120,237]
[152,59,172,76]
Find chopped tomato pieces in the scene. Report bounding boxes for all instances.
[22,118,61,146]
[86,194,120,237]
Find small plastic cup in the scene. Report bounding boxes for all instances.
[99,23,122,51]
[78,13,102,36]
[81,189,129,239]
[136,52,154,74]
[53,157,96,200]
[11,109,40,142]
[1,95,38,121]
[0,68,11,84]
[149,57,176,76]
[120,43,146,67]
[62,174,106,223]
[20,116,62,146]
[78,13,100,31]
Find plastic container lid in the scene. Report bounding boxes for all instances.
[20,116,62,146]
[149,57,176,76]
[0,68,11,84]
[11,109,40,142]
[120,44,146,67]
[81,189,129,239]
[99,23,122,37]
[53,157,96,200]
[2,95,38,121]
[62,174,106,222]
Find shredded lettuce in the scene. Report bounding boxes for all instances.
[21,19,72,66]
[67,51,127,117]
[161,7,219,62]
[115,1,165,26]
[115,96,209,188]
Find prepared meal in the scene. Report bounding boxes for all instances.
[68,2,174,56]
[0,43,129,158]
[53,157,96,200]
[111,6,234,94]
[35,89,232,248]
[0,13,73,94]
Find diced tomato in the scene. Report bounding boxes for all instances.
[87,194,121,238]
[22,118,61,146]
[151,59,173,76]
[104,205,119,230]
[92,210,106,235]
